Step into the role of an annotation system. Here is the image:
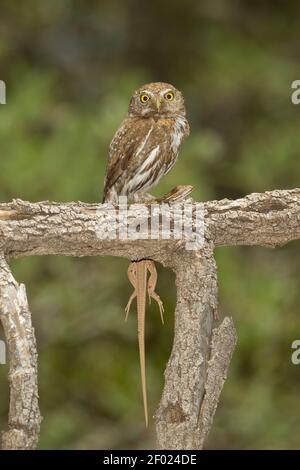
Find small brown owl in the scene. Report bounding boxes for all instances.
[102,82,189,203]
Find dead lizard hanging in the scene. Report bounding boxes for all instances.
[125,260,164,427]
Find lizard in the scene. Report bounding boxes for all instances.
[124,260,164,427]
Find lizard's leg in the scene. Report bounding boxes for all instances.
[125,262,137,321]
[125,291,136,321]
[149,290,164,324]
[146,260,165,324]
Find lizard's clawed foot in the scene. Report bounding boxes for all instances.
[146,260,165,324]
[148,291,165,324]
[125,293,136,321]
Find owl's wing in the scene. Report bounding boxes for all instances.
[102,117,152,202]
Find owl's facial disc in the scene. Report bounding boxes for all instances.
[128,82,186,118]
[138,89,176,114]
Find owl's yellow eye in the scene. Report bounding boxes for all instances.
[140,94,150,103]
[165,91,174,101]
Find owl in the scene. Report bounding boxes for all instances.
[102,82,189,203]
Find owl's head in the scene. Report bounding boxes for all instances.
[128,82,186,118]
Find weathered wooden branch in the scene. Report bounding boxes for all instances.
[0,187,299,449]
[0,189,299,259]
[0,256,41,450]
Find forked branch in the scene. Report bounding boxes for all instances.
[0,187,299,449]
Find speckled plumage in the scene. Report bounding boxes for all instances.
[102,82,189,203]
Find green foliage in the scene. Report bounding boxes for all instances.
[0,0,300,449]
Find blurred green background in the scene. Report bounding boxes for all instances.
[0,0,300,449]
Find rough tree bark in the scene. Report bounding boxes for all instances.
[0,188,299,450]
[0,256,41,449]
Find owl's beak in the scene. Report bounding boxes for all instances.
[156,98,161,111]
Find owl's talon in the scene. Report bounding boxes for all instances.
[133,192,156,203]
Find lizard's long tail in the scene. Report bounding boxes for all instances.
[135,260,148,427]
